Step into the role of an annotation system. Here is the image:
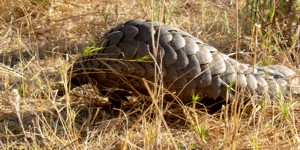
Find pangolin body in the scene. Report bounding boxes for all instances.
[70,19,298,106]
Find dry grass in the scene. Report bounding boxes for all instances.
[0,0,300,149]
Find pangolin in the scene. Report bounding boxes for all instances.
[69,19,299,107]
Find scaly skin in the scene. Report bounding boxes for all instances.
[70,19,299,106]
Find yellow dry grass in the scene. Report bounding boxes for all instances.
[0,0,299,149]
